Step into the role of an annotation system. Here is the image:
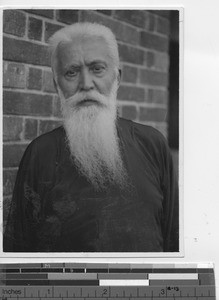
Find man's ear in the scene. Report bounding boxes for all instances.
[117,69,122,87]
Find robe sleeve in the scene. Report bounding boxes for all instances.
[3,141,41,252]
[133,122,179,252]
[161,142,179,252]
[145,128,179,252]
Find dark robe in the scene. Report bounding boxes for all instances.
[3,118,179,252]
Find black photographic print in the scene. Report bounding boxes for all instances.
[2,9,180,256]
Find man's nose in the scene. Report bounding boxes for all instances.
[79,69,94,91]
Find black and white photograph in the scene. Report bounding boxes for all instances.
[2,9,180,254]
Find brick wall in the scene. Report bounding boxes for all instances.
[3,9,171,225]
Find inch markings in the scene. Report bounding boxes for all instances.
[0,285,216,299]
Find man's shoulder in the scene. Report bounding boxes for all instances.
[28,126,65,153]
[118,117,167,146]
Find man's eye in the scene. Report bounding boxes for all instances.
[65,70,78,77]
[92,65,105,74]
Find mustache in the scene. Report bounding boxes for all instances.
[65,91,108,109]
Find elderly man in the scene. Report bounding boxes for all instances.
[4,22,179,252]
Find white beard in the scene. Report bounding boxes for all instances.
[59,81,128,191]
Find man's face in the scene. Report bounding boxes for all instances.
[55,35,118,105]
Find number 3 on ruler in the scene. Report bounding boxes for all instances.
[160,288,165,295]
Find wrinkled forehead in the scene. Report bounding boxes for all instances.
[56,35,115,68]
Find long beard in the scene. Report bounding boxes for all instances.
[59,82,128,191]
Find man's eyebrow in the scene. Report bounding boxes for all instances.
[64,63,81,70]
[64,60,107,69]
[87,60,107,66]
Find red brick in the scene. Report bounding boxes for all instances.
[140,69,168,86]
[139,106,167,122]
[140,31,168,52]
[3,169,17,196]
[148,10,170,18]
[118,43,144,65]
[43,70,56,93]
[114,10,146,28]
[148,89,168,104]
[3,196,13,227]
[56,10,79,24]
[3,37,50,66]
[39,120,62,135]
[24,9,54,19]
[147,13,156,31]
[156,16,170,35]
[145,51,155,68]
[45,22,64,43]
[97,10,112,16]
[24,118,38,140]
[3,91,53,117]
[3,116,23,142]
[28,17,43,41]
[114,10,155,32]
[27,67,42,90]
[154,52,169,71]
[3,61,26,89]
[122,65,138,83]
[118,85,145,102]
[121,105,137,120]
[80,11,139,46]
[3,10,26,37]
[53,95,62,118]
[3,143,28,168]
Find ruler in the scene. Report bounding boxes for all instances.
[0,263,216,299]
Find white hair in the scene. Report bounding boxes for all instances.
[49,22,120,75]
